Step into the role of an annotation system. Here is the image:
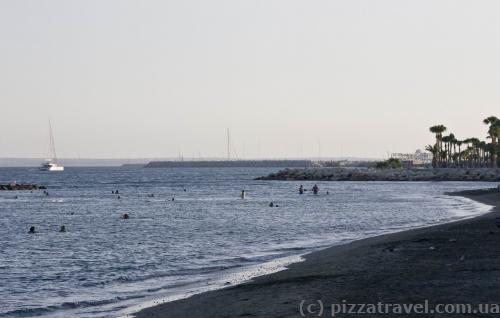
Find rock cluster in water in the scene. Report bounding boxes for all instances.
[0,184,46,191]
[256,168,500,182]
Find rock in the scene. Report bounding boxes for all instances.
[0,183,44,191]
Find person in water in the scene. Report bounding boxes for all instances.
[122,213,129,219]
[299,185,304,194]
[312,184,319,195]
[59,225,66,232]
[29,226,35,234]
[240,190,246,199]
[269,202,274,207]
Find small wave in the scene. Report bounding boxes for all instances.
[271,246,308,252]
[1,295,146,318]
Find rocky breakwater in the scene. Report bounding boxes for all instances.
[0,183,46,191]
[256,168,500,182]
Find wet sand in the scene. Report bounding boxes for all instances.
[136,188,500,318]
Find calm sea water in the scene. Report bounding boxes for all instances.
[0,167,494,318]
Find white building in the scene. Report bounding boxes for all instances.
[390,149,432,165]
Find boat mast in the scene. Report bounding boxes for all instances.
[49,120,58,162]
[227,128,230,160]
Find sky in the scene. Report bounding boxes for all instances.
[1,0,500,159]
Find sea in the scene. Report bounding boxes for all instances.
[0,167,494,318]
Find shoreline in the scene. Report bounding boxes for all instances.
[135,188,500,318]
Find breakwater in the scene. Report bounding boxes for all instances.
[256,168,500,181]
[0,183,46,190]
[145,160,313,168]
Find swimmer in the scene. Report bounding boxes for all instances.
[122,213,129,219]
[240,190,246,199]
[29,226,36,234]
[59,225,66,232]
[299,185,304,194]
[269,202,274,207]
[312,184,319,195]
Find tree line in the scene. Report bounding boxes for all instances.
[426,116,500,169]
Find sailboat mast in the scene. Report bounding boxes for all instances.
[227,128,230,160]
[49,120,57,162]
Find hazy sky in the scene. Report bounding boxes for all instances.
[1,0,500,159]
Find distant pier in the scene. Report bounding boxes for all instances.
[144,160,314,168]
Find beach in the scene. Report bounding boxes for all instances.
[136,188,500,318]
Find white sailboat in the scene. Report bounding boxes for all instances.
[40,121,64,171]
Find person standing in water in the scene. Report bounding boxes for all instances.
[299,185,304,194]
[240,190,246,199]
[312,184,319,195]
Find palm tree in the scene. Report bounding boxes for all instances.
[461,138,472,167]
[456,140,463,167]
[492,123,500,168]
[441,135,453,167]
[425,144,439,168]
[484,116,499,168]
[479,141,487,167]
[429,125,447,167]
[448,133,456,166]
[469,138,481,167]
[450,135,458,166]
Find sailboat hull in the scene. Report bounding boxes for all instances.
[40,162,64,171]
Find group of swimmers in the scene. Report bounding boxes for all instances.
[241,185,326,199]
[29,224,65,234]
[28,184,329,234]
[114,190,179,201]
[299,184,327,195]
[239,184,327,208]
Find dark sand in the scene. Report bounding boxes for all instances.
[136,188,500,318]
